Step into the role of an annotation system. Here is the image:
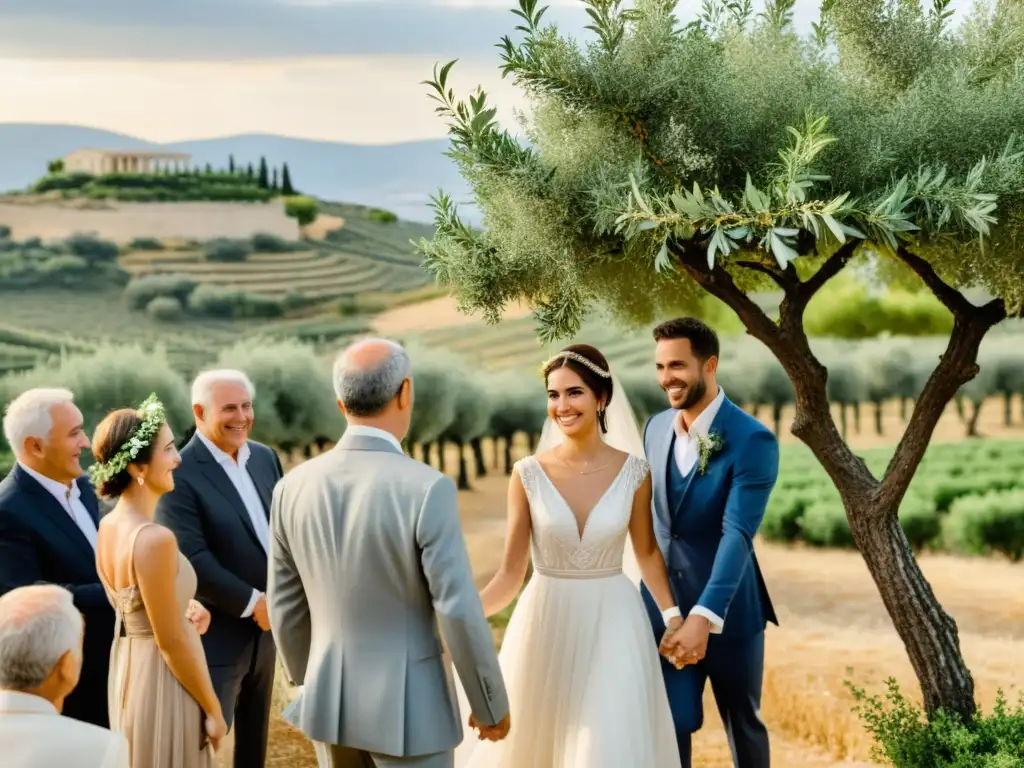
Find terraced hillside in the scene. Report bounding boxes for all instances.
[0,287,374,378]
[121,245,429,300]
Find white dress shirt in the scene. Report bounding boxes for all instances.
[672,387,726,634]
[196,431,271,618]
[0,689,129,768]
[344,424,404,453]
[17,462,97,550]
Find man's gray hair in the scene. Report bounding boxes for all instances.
[191,369,256,408]
[0,585,83,691]
[333,339,411,417]
[2,387,75,456]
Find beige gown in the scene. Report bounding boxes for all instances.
[100,522,214,768]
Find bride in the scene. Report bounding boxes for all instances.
[453,344,683,767]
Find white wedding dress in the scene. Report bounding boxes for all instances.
[452,451,682,767]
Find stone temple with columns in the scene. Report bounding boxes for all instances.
[61,148,192,175]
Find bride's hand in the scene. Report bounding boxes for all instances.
[205,712,227,752]
[187,600,211,635]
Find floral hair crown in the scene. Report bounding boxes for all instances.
[88,394,166,488]
[542,351,612,379]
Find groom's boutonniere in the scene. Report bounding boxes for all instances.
[695,431,724,475]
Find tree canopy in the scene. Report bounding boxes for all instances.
[419,0,1024,340]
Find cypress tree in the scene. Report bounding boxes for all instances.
[281,163,295,195]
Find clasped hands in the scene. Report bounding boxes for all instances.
[468,713,511,742]
[659,614,711,670]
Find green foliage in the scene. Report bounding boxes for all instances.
[187,284,285,319]
[806,273,954,338]
[0,234,127,290]
[124,274,199,310]
[764,440,1024,554]
[368,208,398,224]
[32,170,274,203]
[404,343,461,446]
[0,345,192,455]
[848,677,1024,768]
[285,195,318,226]
[214,338,344,449]
[204,238,252,263]
[250,233,302,253]
[145,296,184,322]
[129,237,164,251]
[417,0,1024,341]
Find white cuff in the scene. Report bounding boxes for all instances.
[241,589,261,618]
[689,605,724,634]
[660,606,682,625]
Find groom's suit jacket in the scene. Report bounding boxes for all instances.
[644,393,779,639]
[267,427,508,758]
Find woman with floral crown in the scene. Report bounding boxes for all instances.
[91,394,227,767]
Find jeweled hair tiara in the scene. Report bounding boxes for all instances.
[544,351,612,379]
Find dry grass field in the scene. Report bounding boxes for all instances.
[218,398,1024,768]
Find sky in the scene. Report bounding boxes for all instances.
[0,0,977,145]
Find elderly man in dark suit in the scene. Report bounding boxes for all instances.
[156,369,283,768]
[0,387,114,728]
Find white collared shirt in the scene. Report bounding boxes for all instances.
[344,424,404,453]
[196,431,270,618]
[671,387,726,634]
[673,386,725,476]
[17,462,97,550]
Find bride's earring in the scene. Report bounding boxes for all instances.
[137,476,145,486]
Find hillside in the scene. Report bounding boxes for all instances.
[0,202,440,378]
[0,123,470,224]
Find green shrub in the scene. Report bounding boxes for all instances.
[898,495,941,551]
[848,678,1024,768]
[942,490,1024,560]
[65,234,119,264]
[285,196,318,226]
[31,172,93,193]
[215,338,344,450]
[0,225,11,239]
[250,233,299,253]
[368,208,398,224]
[146,296,183,322]
[204,238,251,263]
[806,275,954,338]
[0,451,13,480]
[799,499,854,548]
[123,274,198,310]
[187,284,284,319]
[129,237,164,251]
[0,345,191,455]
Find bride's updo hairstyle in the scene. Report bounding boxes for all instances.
[542,344,614,433]
[90,395,166,499]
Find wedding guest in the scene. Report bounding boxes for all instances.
[0,387,114,727]
[0,584,128,767]
[156,369,283,768]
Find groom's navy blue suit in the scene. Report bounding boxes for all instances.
[641,392,779,768]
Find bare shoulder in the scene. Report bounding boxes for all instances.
[135,523,177,559]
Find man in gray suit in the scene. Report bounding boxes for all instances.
[267,338,510,768]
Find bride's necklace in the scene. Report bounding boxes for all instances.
[558,445,613,475]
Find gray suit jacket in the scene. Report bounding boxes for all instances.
[267,431,508,757]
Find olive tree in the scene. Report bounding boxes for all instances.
[417,0,1024,719]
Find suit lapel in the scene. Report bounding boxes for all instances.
[189,436,263,550]
[246,452,274,515]
[75,477,100,526]
[12,466,93,559]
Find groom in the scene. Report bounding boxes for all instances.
[642,317,779,768]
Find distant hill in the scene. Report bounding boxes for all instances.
[0,123,473,224]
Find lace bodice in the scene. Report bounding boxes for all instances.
[516,453,650,575]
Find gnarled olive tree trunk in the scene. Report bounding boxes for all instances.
[674,240,1007,720]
